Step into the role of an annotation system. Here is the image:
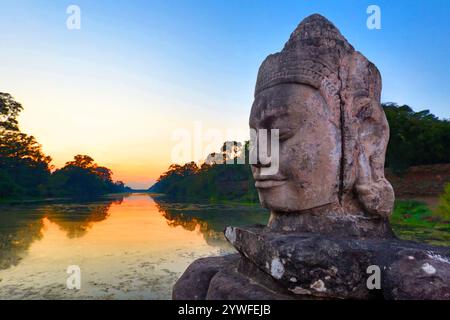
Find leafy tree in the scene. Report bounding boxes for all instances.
[150,142,258,202]
[0,92,23,131]
[0,169,23,198]
[65,155,96,169]
[0,94,52,197]
[0,93,129,200]
[0,130,52,165]
[384,103,450,172]
[48,155,127,197]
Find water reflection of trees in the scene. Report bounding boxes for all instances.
[0,196,123,270]
[152,196,269,247]
[0,206,45,270]
[43,197,123,238]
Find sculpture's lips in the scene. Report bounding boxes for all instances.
[255,179,287,189]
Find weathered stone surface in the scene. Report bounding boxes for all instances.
[174,227,450,300]
[206,258,295,300]
[172,13,450,301]
[383,248,450,299]
[266,209,395,239]
[172,254,239,300]
[226,226,376,299]
[227,226,450,300]
[250,14,394,233]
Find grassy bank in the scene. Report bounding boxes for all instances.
[391,200,450,246]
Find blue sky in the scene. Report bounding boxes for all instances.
[0,0,449,188]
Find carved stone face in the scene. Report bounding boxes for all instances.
[250,83,341,212]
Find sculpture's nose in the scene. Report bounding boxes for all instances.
[250,130,272,168]
[252,156,272,168]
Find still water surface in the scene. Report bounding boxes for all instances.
[1,193,448,299]
[0,194,268,299]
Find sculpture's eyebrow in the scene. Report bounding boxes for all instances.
[259,108,289,127]
[250,97,290,128]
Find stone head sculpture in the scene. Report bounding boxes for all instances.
[250,14,395,238]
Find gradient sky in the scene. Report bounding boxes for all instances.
[0,0,449,189]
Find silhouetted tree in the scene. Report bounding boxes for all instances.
[48,155,128,197]
[0,94,52,197]
[0,93,130,200]
[0,92,23,131]
[150,142,258,202]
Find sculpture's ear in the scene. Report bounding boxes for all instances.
[354,129,395,218]
[343,53,395,218]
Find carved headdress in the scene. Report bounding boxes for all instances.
[255,14,394,217]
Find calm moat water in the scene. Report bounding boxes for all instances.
[0,194,269,299]
[0,193,448,299]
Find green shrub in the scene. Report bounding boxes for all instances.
[436,183,450,221]
[391,200,434,227]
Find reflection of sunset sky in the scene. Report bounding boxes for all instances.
[0,194,234,299]
[0,195,237,273]
[34,196,221,255]
[1,194,268,273]
[1,1,448,188]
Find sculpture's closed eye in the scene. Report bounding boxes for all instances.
[278,130,295,142]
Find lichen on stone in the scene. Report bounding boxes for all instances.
[224,227,236,244]
[270,257,285,279]
[421,263,436,275]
